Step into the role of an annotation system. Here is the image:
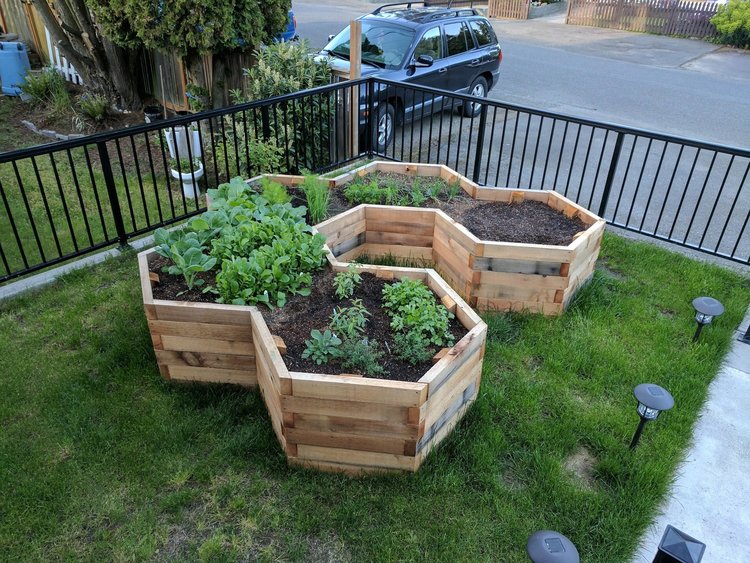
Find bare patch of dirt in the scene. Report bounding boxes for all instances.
[564,446,598,490]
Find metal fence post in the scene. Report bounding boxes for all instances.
[598,131,625,218]
[261,106,271,141]
[367,79,375,158]
[472,104,488,184]
[96,141,129,248]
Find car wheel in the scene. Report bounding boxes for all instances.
[373,103,395,153]
[462,76,488,117]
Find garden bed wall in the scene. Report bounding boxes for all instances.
[254,263,487,474]
[319,162,606,315]
[139,250,488,474]
[139,252,258,387]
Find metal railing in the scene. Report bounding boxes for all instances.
[0,76,748,284]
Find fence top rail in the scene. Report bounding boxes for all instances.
[373,78,750,157]
[0,77,371,164]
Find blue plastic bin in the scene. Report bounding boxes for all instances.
[0,41,31,96]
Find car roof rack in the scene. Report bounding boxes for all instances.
[372,2,479,17]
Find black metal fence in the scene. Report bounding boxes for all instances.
[0,76,748,284]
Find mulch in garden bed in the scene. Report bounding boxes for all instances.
[264,269,466,382]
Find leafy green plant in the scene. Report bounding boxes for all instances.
[20,68,70,115]
[344,179,386,205]
[382,278,455,347]
[153,228,216,290]
[446,180,462,201]
[427,181,443,202]
[260,178,291,205]
[302,175,330,224]
[301,329,342,365]
[410,187,426,207]
[332,266,362,300]
[78,93,108,122]
[393,331,434,366]
[169,157,202,173]
[339,339,385,376]
[329,299,370,341]
[711,0,750,49]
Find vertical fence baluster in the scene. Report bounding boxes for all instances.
[143,133,164,225]
[97,141,128,248]
[0,177,30,268]
[128,135,151,227]
[716,161,749,254]
[66,148,94,247]
[597,131,625,218]
[471,105,488,184]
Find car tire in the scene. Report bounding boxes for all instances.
[373,103,395,153]
[462,76,488,117]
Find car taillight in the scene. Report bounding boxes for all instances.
[293,15,297,28]
[498,50,503,63]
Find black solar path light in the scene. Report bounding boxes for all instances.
[630,384,674,450]
[526,530,580,563]
[652,524,706,563]
[691,297,724,343]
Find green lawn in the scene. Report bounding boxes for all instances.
[0,233,747,561]
[0,98,208,278]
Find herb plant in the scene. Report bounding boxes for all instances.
[393,331,434,366]
[302,174,330,224]
[339,339,385,376]
[260,178,291,205]
[382,278,455,347]
[329,299,370,341]
[301,330,342,365]
[333,266,362,300]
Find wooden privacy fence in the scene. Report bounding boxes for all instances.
[489,0,531,19]
[566,0,719,38]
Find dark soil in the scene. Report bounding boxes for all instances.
[150,255,217,303]
[264,269,466,382]
[338,172,588,246]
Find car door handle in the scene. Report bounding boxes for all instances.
[438,68,447,73]
[469,58,481,67]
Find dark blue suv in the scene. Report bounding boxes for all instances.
[321,2,502,151]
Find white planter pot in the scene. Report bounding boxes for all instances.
[170,163,205,199]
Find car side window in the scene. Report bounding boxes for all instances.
[444,22,473,57]
[469,20,495,47]
[413,26,443,60]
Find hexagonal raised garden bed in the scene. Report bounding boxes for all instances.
[317,161,606,315]
[139,249,486,474]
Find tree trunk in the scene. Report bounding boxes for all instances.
[30,0,143,110]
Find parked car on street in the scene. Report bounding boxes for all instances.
[276,10,298,43]
[319,2,502,151]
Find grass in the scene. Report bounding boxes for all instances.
[0,233,748,561]
[0,98,233,279]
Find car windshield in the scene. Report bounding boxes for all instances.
[324,21,415,70]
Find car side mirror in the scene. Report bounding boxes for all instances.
[328,34,335,41]
[414,54,434,68]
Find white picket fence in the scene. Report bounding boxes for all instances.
[44,28,83,85]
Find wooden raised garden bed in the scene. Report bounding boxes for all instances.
[317,161,606,315]
[139,249,487,474]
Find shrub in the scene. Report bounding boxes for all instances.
[711,0,750,49]
[20,68,70,115]
[78,93,108,122]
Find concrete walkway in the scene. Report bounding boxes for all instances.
[632,310,750,562]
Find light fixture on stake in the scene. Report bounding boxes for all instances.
[526,530,579,563]
[691,297,724,342]
[630,384,674,449]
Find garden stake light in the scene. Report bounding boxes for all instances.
[630,384,674,450]
[526,530,579,563]
[691,297,724,342]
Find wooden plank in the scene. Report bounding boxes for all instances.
[315,205,365,237]
[366,220,434,237]
[153,302,254,325]
[273,335,287,355]
[440,294,457,314]
[295,444,417,471]
[424,361,481,430]
[473,187,549,203]
[477,270,569,290]
[365,205,435,225]
[281,395,408,422]
[251,309,292,395]
[168,365,257,386]
[148,320,252,341]
[420,323,487,389]
[479,241,573,262]
[160,335,254,355]
[432,348,450,364]
[426,270,483,327]
[286,428,408,456]
[287,457,404,475]
[290,372,427,407]
[294,413,419,439]
[138,252,154,302]
[155,350,255,370]
[364,230,433,247]
[319,218,367,250]
[471,256,563,276]
[434,211,477,253]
